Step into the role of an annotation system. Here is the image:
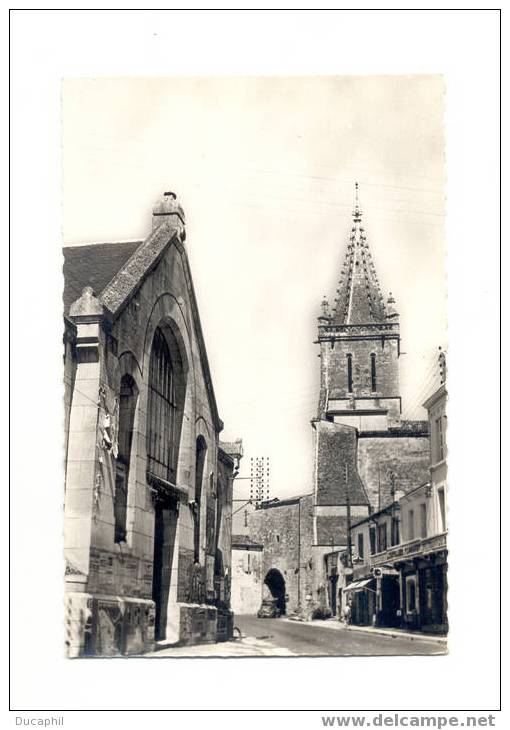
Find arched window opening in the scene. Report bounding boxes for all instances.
[147,324,186,642]
[370,353,377,392]
[115,374,138,543]
[346,354,353,393]
[147,326,182,481]
[194,436,207,562]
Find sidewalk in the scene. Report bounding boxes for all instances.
[284,617,448,645]
[144,635,295,657]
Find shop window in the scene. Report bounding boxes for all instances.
[420,503,427,538]
[346,354,353,392]
[115,374,138,543]
[357,533,364,560]
[370,353,377,391]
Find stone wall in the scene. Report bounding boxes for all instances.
[357,433,430,510]
[248,495,314,614]
[314,420,369,507]
[320,334,400,400]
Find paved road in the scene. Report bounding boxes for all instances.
[234,615,445,656]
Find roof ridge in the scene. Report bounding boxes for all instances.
[63,238,143,249]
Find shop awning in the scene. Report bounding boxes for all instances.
[344,578,374,592]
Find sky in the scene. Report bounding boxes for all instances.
[62,75,446,499]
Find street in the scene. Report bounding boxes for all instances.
[149,615,446,657]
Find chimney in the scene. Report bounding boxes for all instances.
[152,191,186,239]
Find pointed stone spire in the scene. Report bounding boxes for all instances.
[330,183,387,325]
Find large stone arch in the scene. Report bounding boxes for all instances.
[264,568,286,615]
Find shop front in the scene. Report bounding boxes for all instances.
[396,537,448,634]
[344,577,376,626]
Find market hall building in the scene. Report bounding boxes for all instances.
[63,192,240,656]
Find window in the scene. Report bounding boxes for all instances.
[194,436,207,562]
[408,510,415,541]
[391,516,400,546]
[346,354,353,392]
[438,488,446,532]
[243,552,252,574]
[420,503,427,538]
[115,374,138,543]
[147,327,179,481]
[370,353,377,391]
[357,533,364,560]
[377,522,387,553]
[435,416,445,462]
[369,527,376,555]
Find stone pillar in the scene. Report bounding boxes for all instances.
[64,287,104,655]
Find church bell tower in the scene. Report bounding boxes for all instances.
[317,184,402,432]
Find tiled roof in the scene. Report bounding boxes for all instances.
[62,241,142,314]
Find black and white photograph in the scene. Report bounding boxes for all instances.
[62,75,447,658]
[9,7,501,722]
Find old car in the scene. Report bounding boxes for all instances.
[257,597,281,619]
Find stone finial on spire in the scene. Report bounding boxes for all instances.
[353,181,362,222]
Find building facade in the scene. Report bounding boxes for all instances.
[230,535,264,615]
[63,192,239,656]
[346,353,448,634]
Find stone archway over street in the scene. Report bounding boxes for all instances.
[264,568,286,615]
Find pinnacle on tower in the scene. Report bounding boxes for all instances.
[319,295,330,320]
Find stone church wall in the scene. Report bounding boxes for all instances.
[321,335,400,399]
[357,433,430,510]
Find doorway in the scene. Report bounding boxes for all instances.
[152,505,178,641]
